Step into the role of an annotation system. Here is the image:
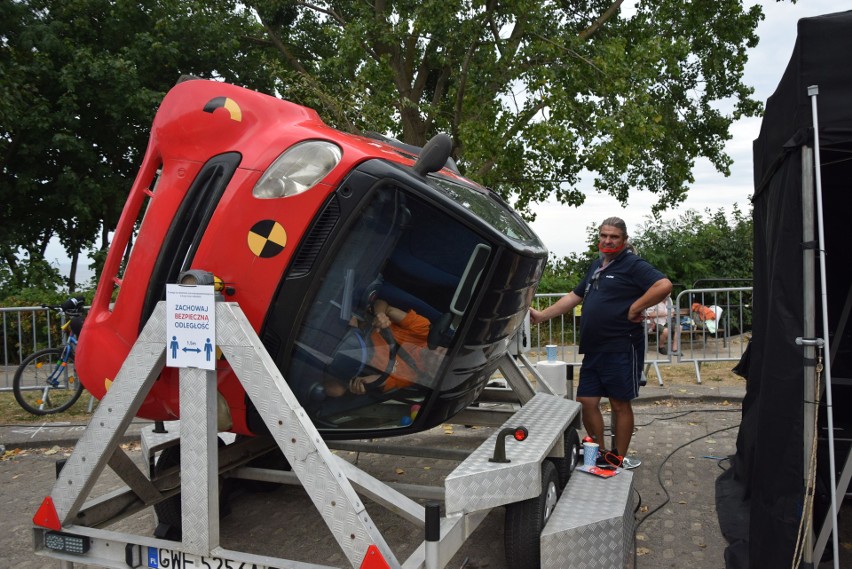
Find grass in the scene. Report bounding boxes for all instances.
[0,360,744,426]
[0,390,97,425]
[652,360,744,385]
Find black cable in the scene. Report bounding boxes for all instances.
[633,425,740,569]
[633,487,643,514]
[599,406,742,438]
[634,406,742,417]
[633,406,742,428]
[636,422,739,530]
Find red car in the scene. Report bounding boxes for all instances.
[76,78,547,440]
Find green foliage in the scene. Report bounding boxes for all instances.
[537,205,753,294]
[0,256,64,294]
[632,205,753,288]
[0,287,88,363]
[248,0,765,218]
[537,250,594,294]
[1,0,274,292]
[2,0,773,299]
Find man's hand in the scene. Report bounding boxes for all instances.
[530,292,581,325]
[529,308,544,325]
[349,377,368,395]
[349,373,381,395]
[372,311,391,330]
[627,307,646,323]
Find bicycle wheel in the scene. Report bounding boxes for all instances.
[13,347,84,415]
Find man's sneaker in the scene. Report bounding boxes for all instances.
[622,456,642,470]
[595,451,641,470]
[597,450,624,468]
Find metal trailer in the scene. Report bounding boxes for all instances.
[30,302,635,568]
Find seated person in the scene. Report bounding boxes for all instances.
[691,303,723,334]
[324,299,444,397]
[646,299,679,354]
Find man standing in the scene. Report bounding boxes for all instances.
[530,217,672,468]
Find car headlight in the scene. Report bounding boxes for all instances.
[253,140,342,198]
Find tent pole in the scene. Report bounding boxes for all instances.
[801,144,816,569]
[807,84,840,569]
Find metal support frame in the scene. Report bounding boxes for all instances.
[813,283,852,564]
[32,301,596,569]
[801,143,817,568]
[807,84,840,568]
[36,302,396,567]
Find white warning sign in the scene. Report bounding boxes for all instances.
[166,284,216,370]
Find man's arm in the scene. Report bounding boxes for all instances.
[371,299,407,329]
[530,291,583,325]
[627,278,673,323]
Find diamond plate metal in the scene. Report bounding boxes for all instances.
[540,469,636,568]
[49,304,167,522]
[179,367,220,554]
[445,394,580,514]
[140,422,180,458]
[45,302,398,568]
[215,302,398,568]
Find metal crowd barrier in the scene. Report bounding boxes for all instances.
[1,288,751,391]
[529,286,753,384]
[0,305,69,390]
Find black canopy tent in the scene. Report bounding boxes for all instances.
[717,10,852,568]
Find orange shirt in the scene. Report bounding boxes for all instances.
[368,310,432,391]
[691,303,717,321]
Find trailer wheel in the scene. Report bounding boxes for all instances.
[547,426,580,490]
[153,444,182,537]
[153,438,227,539]
[234,434,292,492]
[504,460,559,569]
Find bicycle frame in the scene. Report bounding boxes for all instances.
[33,324,77,402]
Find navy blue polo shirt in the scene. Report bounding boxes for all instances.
[573,250,665,353]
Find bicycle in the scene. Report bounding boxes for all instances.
[12,297,86,415]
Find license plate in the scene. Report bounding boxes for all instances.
[148,547,272,569]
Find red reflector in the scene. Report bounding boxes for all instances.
[33,496,62,531]
[359,544,391,569]
[514,427,528,441]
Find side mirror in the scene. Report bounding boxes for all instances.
[413,133,452,176]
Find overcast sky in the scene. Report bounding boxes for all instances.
[528,0,852,258]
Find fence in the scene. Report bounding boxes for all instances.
[0,286,752,392]
[529,286,753,384]
[0,305,71,391]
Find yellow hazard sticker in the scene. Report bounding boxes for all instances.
[202,96,242,122]
[247,220,287,258]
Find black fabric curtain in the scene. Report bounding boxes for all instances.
[717,10,852,568]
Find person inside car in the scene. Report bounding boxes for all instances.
[323,299,445,397]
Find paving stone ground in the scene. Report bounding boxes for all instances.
[2,396,849,568]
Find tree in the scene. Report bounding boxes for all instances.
[2,1,770,294]
[247,0,764,216]
[538,206,753,295]
[0,0,275,291]
[536,222,599,294]
[631,205,753,289]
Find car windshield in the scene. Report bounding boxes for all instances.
[285,184,489,431]
[427,176,537,243]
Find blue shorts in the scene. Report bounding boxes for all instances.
[577,346,643,401]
